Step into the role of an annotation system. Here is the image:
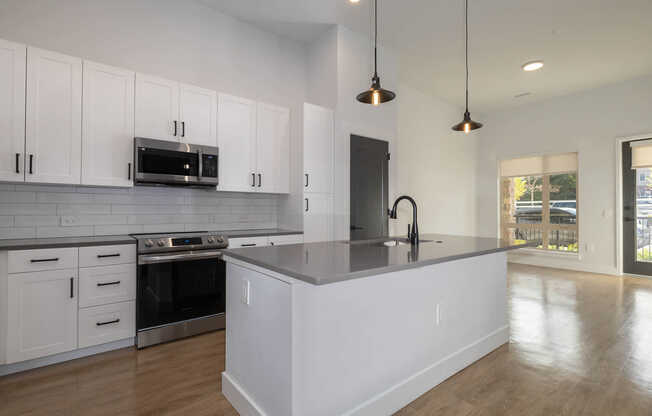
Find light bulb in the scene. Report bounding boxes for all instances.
[464,122,470,133]
[372,90,380,106]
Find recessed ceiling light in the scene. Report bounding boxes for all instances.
[349,0,360,3]
[522,61,544,72]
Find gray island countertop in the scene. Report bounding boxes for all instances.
[223,233,530,285]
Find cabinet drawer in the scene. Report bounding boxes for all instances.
[268,234,303,246]
[79,244,136,267]
[228,236,269,248]
[79,263,136,308]
[8,248,78,273]
[78,301,135,349]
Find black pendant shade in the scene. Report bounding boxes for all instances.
[357,0,395,106]
[452,0,483,132]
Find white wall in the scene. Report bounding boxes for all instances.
[477,75,652,275]
[395,84,478,237]
[0,0,308,233]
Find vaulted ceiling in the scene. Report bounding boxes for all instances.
[200,0,652,112]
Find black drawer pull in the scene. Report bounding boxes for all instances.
[97,253,121,258]
[96,318,120,326]
[97,281,121,287]
[30,257,59,263]
[15,153,20,174]
[29,154,33,174]
[251,173,256,187]
[70,277,74,298]
[240,243,257,247]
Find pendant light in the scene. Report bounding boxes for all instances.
[452,0,483,133]
[356,0,395,106]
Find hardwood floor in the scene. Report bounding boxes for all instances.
[2,264,652,415]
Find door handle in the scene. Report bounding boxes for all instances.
[97,253,121,258]
[258,173,262,187]
[96,318,120,326]
[251,173,256,187]
[30,257,59,263]
[128,163,131,180]
[173,120,178,136]
[181,121,185,137]
[15,153,20,174]
[305,198,309,212]
[305,173,309,188]
[29,154,33,174]
[97,281,121,287]
[240,243,257,247]
[70,277,74,298]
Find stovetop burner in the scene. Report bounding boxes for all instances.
[131,231,229,254]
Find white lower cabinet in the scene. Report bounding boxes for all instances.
[6,269,78,364]
[228,236,269,248]
[78,301,135,349]
[268,234,304,246]
[79,263,136,308]
[303,193,333,243]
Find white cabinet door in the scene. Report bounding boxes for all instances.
[256,102,290,194]
[82,61,135,187]
[304,193,333,243]
[268,234,304,246]
[228,236,269,248]
[179,83,217,146]
[6,269,78,363]
[0,39,26,182]
[217,94,257,192]
[25,47,82,184]
[135,73,179,142]
[303,103,333,194]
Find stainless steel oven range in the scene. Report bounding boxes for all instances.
[132,232,228,349]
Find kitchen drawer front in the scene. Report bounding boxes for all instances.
[8,248,78,274]
[79,263,136,308]
[79,244,136,267]
[78,301,135,349]
[268,234,303,246]
[228,236,269,248]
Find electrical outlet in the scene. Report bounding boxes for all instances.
[435,304,441,326]
[242,280,251,305]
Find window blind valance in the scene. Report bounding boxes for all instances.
[631,139,652,169]
[500,152,578,177]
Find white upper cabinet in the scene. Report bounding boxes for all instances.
[25,47,82,184]
[303,103,333,194]
[256,102,290,194]
[0,39,26,182]
[217,93,257,192]
[179,83,217,146]
[135,73,179,142]
[82,61,135,187]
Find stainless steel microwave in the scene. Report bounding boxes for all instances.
[134,137,218,187]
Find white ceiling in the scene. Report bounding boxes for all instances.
[200,0,652,112]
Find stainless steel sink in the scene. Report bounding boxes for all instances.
[345,237,434,247]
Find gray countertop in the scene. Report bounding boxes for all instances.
[0,229,303,251]
[223,234,530,285]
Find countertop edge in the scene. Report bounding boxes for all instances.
[224,230,303,238]
[0,236,137,251]
[222,243,529,286]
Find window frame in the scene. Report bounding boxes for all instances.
[500,164,579,253]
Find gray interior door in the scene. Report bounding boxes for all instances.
[350,135,389,240]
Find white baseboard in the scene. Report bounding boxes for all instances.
[343,326,509,416]
[222,371,267,416]
[0,337,134,376]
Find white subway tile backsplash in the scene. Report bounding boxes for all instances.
[0,184,280,239]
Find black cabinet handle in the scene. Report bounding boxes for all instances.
[181,121,185,137]
[128,162,131,180]
[70,277,74,298]
[29,154,33,174]
[173,120,178,136]
[97,280,121,287]
[30,257,59,263]
[305,173,309,188]
[305,198,309,212]
[15,153,20,174]
[258,173,262,187]
[97,253,120,258]
[96,318,120,326]
[241,243,257,247]
[251,173,256,187]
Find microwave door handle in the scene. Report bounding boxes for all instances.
[198,150,203,181]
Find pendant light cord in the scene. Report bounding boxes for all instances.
[374,0,378,77]
[465,0,469,111]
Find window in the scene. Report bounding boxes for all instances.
[500,153,578,252]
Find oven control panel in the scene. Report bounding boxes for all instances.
[136,233,228,253]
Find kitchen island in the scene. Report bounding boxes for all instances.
[221,234,528,416]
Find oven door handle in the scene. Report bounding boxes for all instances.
[138,250,223,265]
